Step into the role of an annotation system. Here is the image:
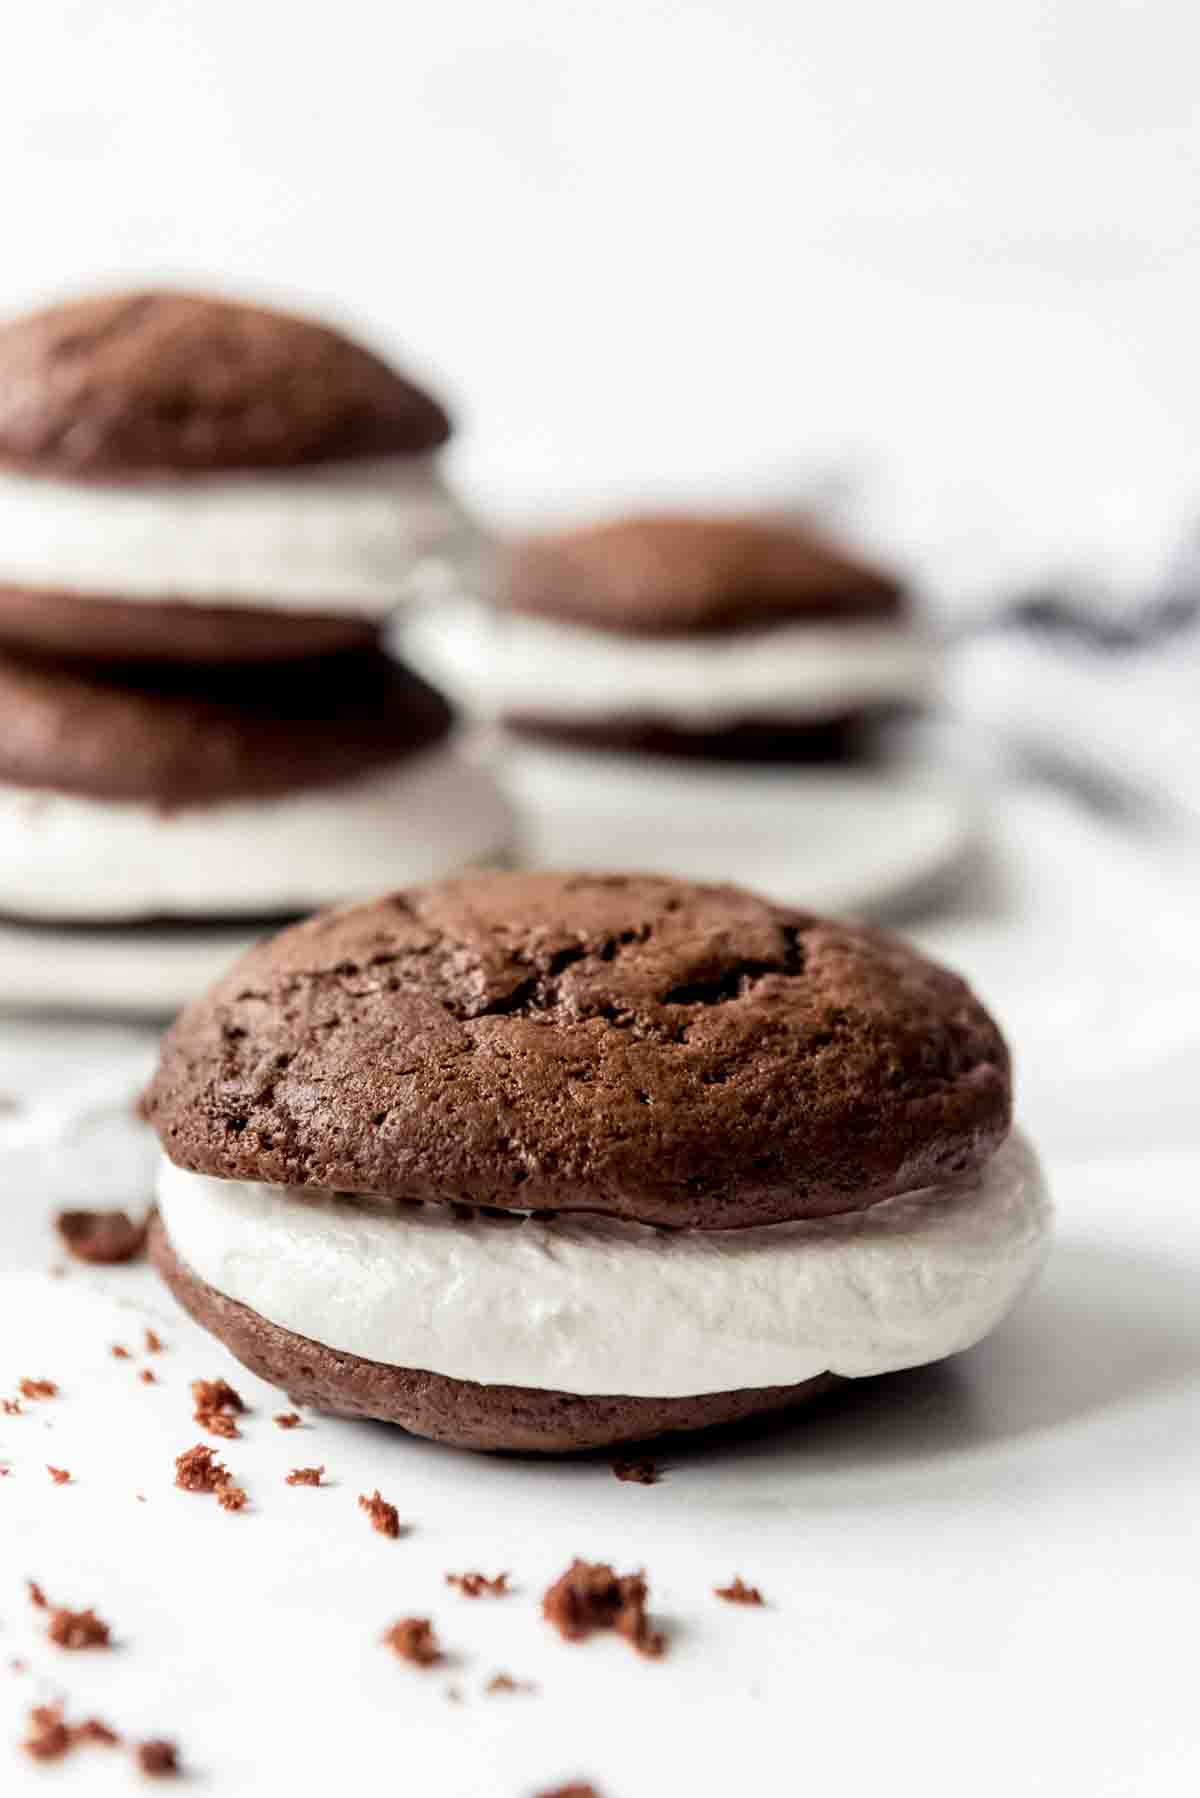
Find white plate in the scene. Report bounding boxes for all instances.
[506,744,977,916]
[0,917,268,1017]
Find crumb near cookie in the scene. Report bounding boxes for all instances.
[612,1458,661,1484]
[47,1465,71,1484]
[140,1368,158,1384]
[174,1441,246,1510]
[382,1617,442,1666]
[22,1703,121,1762]
[136,1737,180,1777]
[446,1571,510,1598]
[542,1559,665,1658]
[191,1376,245,1437]
[274,1411,302,1428]
[533,1784,602,1798]
[2,1399,22,1414]
[359,1489,403,1538]
[20,1377,58,1399]
[144,1329,164,1353]
[111,1344,131,1358]
[485,1672,537,1695]
[715,1576,765,1605]
[285,1466,324,1486]
[47,1606,111,1649]
[56,1208,148,1264]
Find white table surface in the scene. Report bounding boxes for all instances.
[2,785,1198,1798]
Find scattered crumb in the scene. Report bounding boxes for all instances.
[359,1489,404,1538]
[446,1571,510,1598]
[444,1684,464,1704]
[111,1344,131,1360]
[136,1494,146,1503]
[542,1559,665,1658]
[612,1458,661,1485]
[286,1466,324,1487]
[192,1377,245,1437]
[533,1785,601,1798]
[174,1442,247,1511]
[144,1330,164,1354]
[0,1463,10,1475]
[9,1658,26,1673]
[28,1579,47,1608]
[48,1264,66,1279]
[56,1208,148,1265]
[136,1738,179,1777]
[47,1465,71,1485]
[382,1617,442,1666]
[22,1702,120,1762]
[47,1606,111,1650]
[485,1672,537,1695]
[274,1412,302,1429]
[2,1399,22,1415]
[140,1368,158,1385]
[20,1378,58,1400]
[23,1703,72,1762]
[715,1576,764,1606]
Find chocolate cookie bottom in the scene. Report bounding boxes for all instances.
[505,708,908,765]
[150,1217,837,1454]
[0,584,377,666]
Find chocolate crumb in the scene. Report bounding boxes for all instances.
[191,1377,245,1437]
[542,1559,665,1658]
[612,1458,661,1484]
[28,1579,47,1608]
[382,1617,442,1666]
[2,1399,22,1415]
[47,1465,71,1485]
[56,1209,148,1265]
[47,1606,111,1650]
[140,1368,158,1385]
[533,1785,601,1798]
[274,1412,302,1429]
[286,1466,324,1487]
[20,1378,58,1400]
[111,1344,131,1360]
[137,1738,179,1777]
[446,1571,510,1598]
[715,1576,765,1606]
[175,1442,246,1509]
[144,1330,164,1354]
[358,1489,404,1538]
[23,1703,72,1762]
[75,1718,120,1746]
[485,1672,537,1695]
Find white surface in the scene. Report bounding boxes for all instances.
[0,457,477,614]
[1,790,1199,1795]
[157,1134,1050,1398]
[506,745,975,917]
[0,746,515,922]
[403,600,934,725]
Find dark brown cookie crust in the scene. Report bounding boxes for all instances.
[506,709,901,764]
[150,1217,836,1453]
[0,291,450,476]
[0,647,452,807]
[503,513,904,637]
[143,871,1011,1229]
[0,584,376,666]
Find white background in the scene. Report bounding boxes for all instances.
[6,0,1200,603]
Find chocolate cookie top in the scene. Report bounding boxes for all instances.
[0,647,452,808]
[0,292,450,476]
[144,871,1011,1229]
[503,514,904,637]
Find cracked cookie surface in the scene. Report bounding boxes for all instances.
[143,871,1011,1228]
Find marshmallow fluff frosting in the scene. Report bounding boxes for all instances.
[144,871,1050,1453]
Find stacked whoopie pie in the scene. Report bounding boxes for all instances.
[143,870,1050,1454]
[404,509,933,759]
[0,291,511,1008]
